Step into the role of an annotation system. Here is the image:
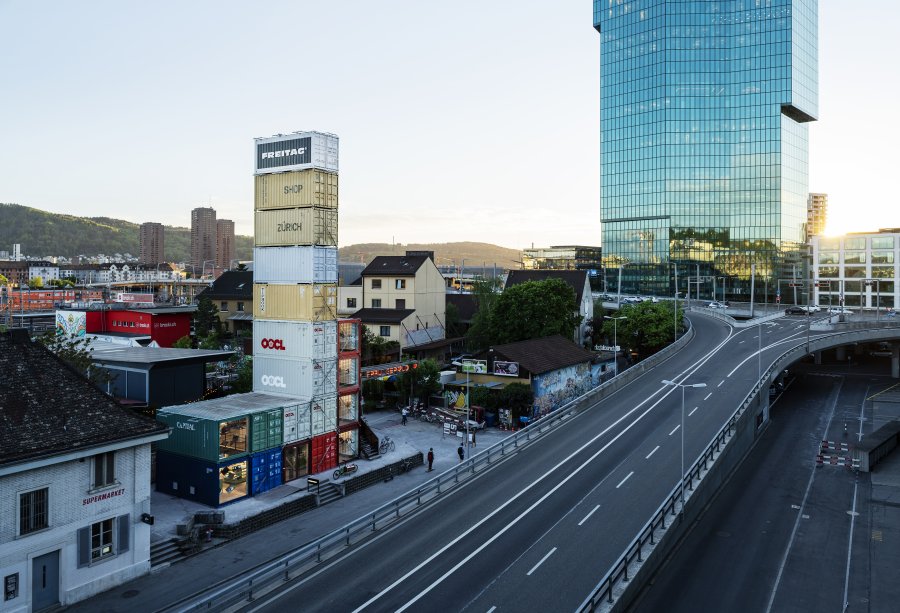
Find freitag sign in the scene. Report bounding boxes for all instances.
[256,136,311,171]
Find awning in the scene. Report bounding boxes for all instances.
[228,313,253,321]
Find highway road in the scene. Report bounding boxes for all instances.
[631,366,899,612]
[236,314,867,612]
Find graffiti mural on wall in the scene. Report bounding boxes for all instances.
[445,389,468,409]
[533,362,596,417]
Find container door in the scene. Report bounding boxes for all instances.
[31,550,59,611]
[282,443,309,482]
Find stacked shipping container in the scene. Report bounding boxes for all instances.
[252,131,345,479]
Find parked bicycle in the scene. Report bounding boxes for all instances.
[332,463,358,480]
[379,436,396,454]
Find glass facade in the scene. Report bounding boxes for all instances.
[595,0,818,299]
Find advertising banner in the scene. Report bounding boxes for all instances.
[461,360,487,374]
[492,361,520,377]
[256,136,312,172]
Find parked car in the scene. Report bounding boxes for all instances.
[785,306,806,315]
[641,296,660,303]
[828,307,852,315]
[622,296,642,303]
[707,301,728,309]
[806,304,822,312]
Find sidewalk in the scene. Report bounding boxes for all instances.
[67,409,509,612]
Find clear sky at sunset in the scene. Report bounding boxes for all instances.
[0,1,895,250]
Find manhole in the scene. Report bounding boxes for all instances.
[122,590,140,599]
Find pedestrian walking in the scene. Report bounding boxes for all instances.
[401,406,408,426]
[427,448,434,471]
[457,444,464,463]
[471,430,476,447]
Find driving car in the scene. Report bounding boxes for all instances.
[707,301,728,309]
[828,307,852,315]
[785,306,806,315]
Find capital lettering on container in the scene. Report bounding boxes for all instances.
[260,338,286,350]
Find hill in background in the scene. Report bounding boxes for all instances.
[0,203,253,262]
[0,204,522,270]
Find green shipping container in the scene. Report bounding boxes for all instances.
[158,393,291,462]
[250,408,284,452]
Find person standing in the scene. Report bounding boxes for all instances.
[457,444,464,463]
[427,448,434,471]
[401,406,408,426]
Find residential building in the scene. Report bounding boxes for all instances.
[505,270,594,346]
[190,207,217,270]
[0,329,169,611]
[811,230,900,310]
[354,251,446,349]
[196,270,252,335]
[138,222,165,265]
[595,1,818,300]
[807,193,828,242]
[337,277,363,316]
[216,219,235,269]
[0,261,30,287]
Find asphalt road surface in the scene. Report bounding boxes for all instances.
[235,313,860,612]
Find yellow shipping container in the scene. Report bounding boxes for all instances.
[253,283,338,321]
[254,208,338,247]
[254,170,338,210]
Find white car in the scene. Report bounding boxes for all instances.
[806,304,822,313]
[708,301,728,309]
[622,296,642,303]
[828,307,852,315]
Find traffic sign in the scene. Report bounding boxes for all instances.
[788,283,803,288]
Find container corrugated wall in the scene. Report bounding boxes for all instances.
[252,356,338,397]
[253,247,338,284]
[250,408,284,452]
[311,395,338,436]
[254,170,338,210]
[252,320,338,360]
[311,432,337,473]
[250,449,283,495]
[254,208,338,247]
[283,402,312,444]
[156,412,249,463]
[254,283,337,321]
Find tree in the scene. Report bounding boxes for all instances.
[172,335,192,349]
[445,301,463,338]
[361,326,398,365]
[0,273,8,285]
[230,356,252,393]
[28,276,43,288]
[398,358,442,405]
[500,382,534,421]
[488,278,581,345]
[194,296,221,338]
[602,301,682,359]
[466,278,502,351]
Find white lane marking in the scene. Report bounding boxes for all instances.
[859,385,870,442]
[718,380,725,387]
[704,393,712,401]
[646,445,660,459]
[526,547,557,576]
[487,608,496,613]
[765,378,844,613]
[578,505,601,526]
[362,321,738,613]
[669,425,680,436]
[727,327,826,378]
[842,479,860,609]
[688,407,699,416]
[739,340,745,344]
[616,471,634,488]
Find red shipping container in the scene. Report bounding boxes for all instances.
[310,433,337,474]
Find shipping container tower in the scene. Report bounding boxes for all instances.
[252,131,344,475]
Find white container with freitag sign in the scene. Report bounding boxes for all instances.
[252,320,338,360]
[253,246,337,284]
[310,395,338,437]
[254,131,338,175]
[252,356,338,398]
[283,402,312,443]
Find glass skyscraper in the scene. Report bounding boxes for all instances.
[594,1,818,301]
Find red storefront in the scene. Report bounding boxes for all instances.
[337,319,361,462]
[84,307,192,347]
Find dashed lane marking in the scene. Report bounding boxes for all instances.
[646,445,660,459]
[669,425,680,436]
[616,471,634,488]
[578,505,600,526]
[704,393,712,401]
[526,547,557,576]
[689,407,699,416]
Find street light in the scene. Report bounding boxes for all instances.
[604,315,627,377]
[451,359,473,460]
[661,379,707,513]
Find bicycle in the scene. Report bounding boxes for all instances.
[379,436,396,454]
[333,463,358,480]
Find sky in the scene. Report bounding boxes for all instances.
[0,1,897,251]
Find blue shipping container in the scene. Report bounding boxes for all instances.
[156,451,251,507]
[250,449,283,496]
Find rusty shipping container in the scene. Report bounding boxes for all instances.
[253,283,337,321]
[254,208,338,247]
[254,170,338,210]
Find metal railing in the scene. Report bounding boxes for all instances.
[577,322,900,612]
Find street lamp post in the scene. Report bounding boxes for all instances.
[661,379,707,514]
[604,315,627,377]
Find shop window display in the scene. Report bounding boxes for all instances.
[219,460,248,503]
[282,443,309,482]
[338,430,358,462]
[218,418,248,459]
